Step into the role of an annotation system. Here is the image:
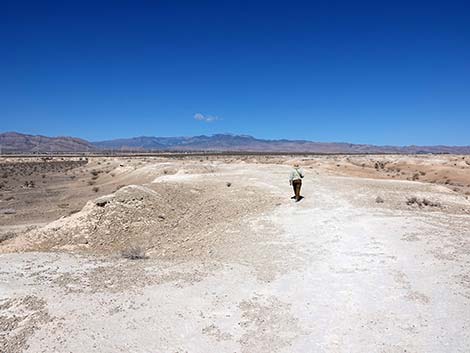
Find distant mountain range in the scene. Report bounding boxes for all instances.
[1,132,470,154]
[0,132,95,153]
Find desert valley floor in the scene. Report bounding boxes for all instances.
[1,154,470,353]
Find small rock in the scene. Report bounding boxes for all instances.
[1,208,16,214]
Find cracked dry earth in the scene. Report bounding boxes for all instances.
[1,161,470,353]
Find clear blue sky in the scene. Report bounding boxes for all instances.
[1,0,469,145]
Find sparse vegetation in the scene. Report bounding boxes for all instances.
[23,180,35,188]
[406,197,441,208]
[374,161,386,170]
[121,245,147,260]
[422,198,441,207]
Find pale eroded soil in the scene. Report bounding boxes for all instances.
[1,155,470,353]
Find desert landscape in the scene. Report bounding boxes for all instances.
[1,153,470,352]
[3,1,470,351]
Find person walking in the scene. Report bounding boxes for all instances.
[289,163,305,202]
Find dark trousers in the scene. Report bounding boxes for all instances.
[292,179,302,200]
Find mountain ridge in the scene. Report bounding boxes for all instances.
[0,132,95,153]
[2,132,470,154]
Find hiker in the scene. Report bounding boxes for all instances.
[289,163,305,202]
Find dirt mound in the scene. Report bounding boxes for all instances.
[4,180,275,260]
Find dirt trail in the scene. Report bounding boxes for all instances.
[1,162,470,353]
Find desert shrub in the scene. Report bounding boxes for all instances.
[422,198,441,207]
[406,197,420,206]
[92,186,99,193]
[374,161,386,170]
[87,180,96,185]
[90,170,99,176]
[375,196,384,203]
[406,197,440,208]
[121,245,147,260]
[24,180,35,188]
[226,182,232,187]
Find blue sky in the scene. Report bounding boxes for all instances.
[1,0,469,145]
